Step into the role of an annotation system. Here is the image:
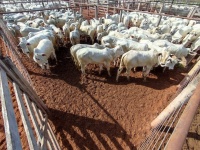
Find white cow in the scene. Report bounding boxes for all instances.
[171,26,192,43]
[182,27,200,47]
[49,24,64,44]
[20,26,42,37]
[33,39,57,69]
[116,39,148,52]
[76,45,124,76]
[191,37,200,51]
[116,50,162,82]
[62,22,70,45]
[18,33,52,58]
[70,43,105,66]
[163,44,195,66]
[70,25,80,45]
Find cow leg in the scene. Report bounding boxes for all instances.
[46,63,50,69]
[99,64,103,75]
[91,38,94,44]
[52,51,57,63]
[116,66,123,82]
[40,64,45,69]
[104,62,111,76]
[126,67,131,81]
[143,67,151,82]
[80,63,86,75]
[80,63,87,83]
[180,56,187,67]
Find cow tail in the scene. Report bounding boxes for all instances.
[119,53,127,69]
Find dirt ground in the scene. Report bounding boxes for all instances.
[0,40,200,149]
[19,44,190,149]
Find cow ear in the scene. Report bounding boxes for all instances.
[157,53,162,56]
[42,54,46,56]
[177,59,182,62]
[26,43,30,45]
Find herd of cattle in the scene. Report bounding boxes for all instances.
[2,6,200,82]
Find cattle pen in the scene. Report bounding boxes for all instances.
[0,0,200,150]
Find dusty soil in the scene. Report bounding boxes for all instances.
[19,44,189,149]
[0,38,200,149]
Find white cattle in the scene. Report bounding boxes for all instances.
[170,24,186,35]
[96,24,104,34]
[28,31,58,50]
[163,44,195,66]
[49,24,64,44]
[162,55,181,72]
[105,13,120,24]
[18,33,51,58]
[97,31,108,43]
[20,26,42,37]
[166,44,193,59]
[116,50,162,82]
[101,35,140,49]
[191,37,200,51]
[80,23,96,44]
[152,25,172,34]
[25,20,42,28]
[182,27,200,47]
[70,43,105,66]
[101,35,117,48]
[62,22,70,45]
[153,40,173,48]
[171,26,192,43]
[33,39,57,69]
[116,39,148,52]
[69,25,80,45]
[76,46,124,76]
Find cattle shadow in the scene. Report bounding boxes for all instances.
[83,66,187,90]
[27,46,84,88]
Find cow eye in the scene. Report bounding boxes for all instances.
[195,34,197,36]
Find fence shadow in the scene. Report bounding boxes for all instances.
[49,108,136,150]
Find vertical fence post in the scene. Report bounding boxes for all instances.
[73,9,76,21]
[95,5,98,19]
[137,2,141,10]
[156,14,162,27]
[80,5,82,14]
[119,9,122,23]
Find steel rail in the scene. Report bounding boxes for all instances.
[139,114,170,150]
[147,109,177,150]
[164,80,200,150]
[139,109,175,150]
[0,5,96,14]
[157,102,185,150]
[1,2,199,21]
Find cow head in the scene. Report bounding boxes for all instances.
[33,49,49,69]
[163,55,181,70]
[18,38,31,57]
